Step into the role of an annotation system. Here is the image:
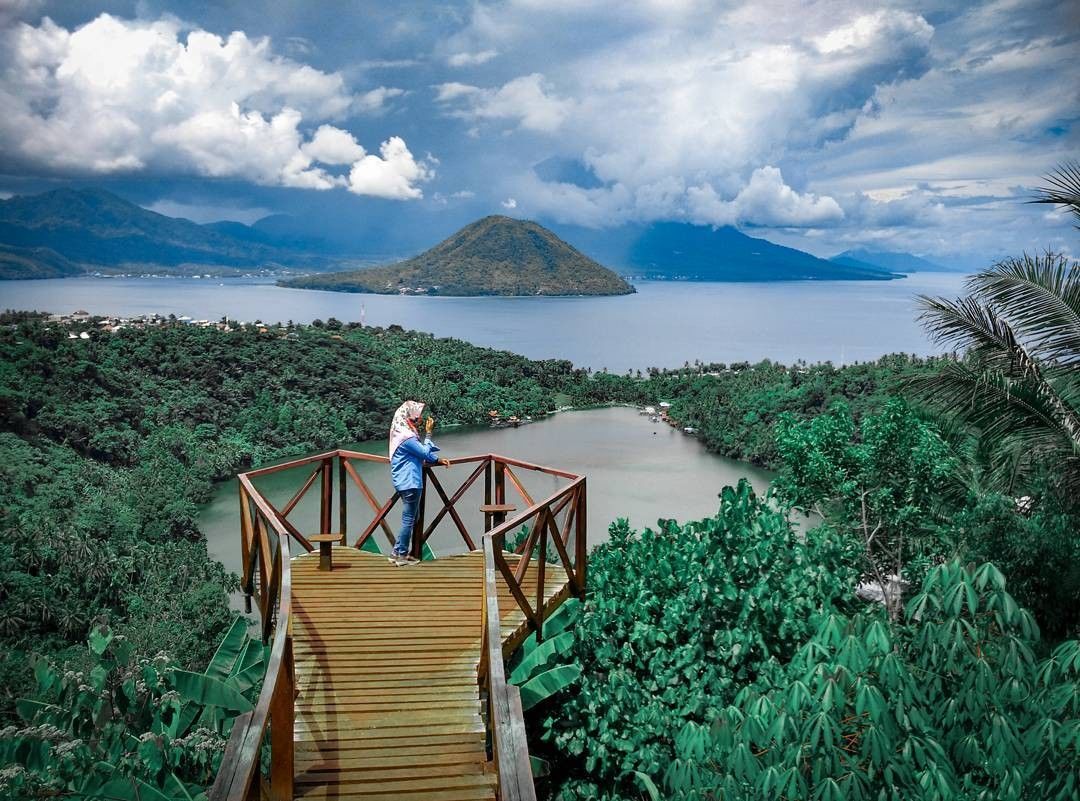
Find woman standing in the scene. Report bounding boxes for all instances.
[388,400,450,566]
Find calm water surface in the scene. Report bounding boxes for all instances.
[2,272,969,371]
[199,407,773,576]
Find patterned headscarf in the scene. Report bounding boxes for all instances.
[389,400,425,458]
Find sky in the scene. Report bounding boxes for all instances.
[0,0,1077,267]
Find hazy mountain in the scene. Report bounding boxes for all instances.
[0,243,83,279]
[831,248,955,273]
[0,188,326,275]
[281,215,635,296]
[558,222,899,281]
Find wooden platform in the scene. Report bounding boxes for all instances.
[290,548,571,801]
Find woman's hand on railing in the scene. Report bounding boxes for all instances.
[439,457,451,467]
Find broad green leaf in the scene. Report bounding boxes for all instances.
[89,626,114,657]
[510,631,574,685]
[205,617,249,681]
[171,670,253,713]
[518,664,581,711]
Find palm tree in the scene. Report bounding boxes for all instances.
[913,162,1080,498]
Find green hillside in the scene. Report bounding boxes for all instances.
[280,215,635,296]
[0,243,84,279]
[0,187,325,273]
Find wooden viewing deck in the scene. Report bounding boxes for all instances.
[210,450,587,801]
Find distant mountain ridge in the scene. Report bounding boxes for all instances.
[559,222,900,281]
[281,216,635,296]
[0,188,327,276]
[831,248,955,273]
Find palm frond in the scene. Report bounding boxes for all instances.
[1030,160,1080,228]
[907,362,1080,493]
[916,294,1018,367]
[967,252,1080,366]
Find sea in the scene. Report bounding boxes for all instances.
[1,272,969,371]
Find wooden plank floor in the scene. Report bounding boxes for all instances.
[291,548,571,801]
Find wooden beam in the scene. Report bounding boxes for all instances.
[320,458,333,536]
[342,459,394,542]
[281,466,320,518]
[426,469,477,551]
[502,464,534,508]
[354,492,400,550]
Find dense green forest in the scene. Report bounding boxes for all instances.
[3,239,1079,798]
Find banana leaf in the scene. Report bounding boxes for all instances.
[510,631,574,685]
[633,771,661,801]
[205,617,249,681]
[91,777,172,801]
[530,755,550,777]
[518,664,581,711]
[517,598,581,662]
[171,670,253,714]
[225,660,266,695]
[422,541,437,561]
[233,638,263,676]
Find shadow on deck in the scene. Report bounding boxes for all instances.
[209,451,587,801]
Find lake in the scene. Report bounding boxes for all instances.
[198,406,774,578]
[2,272,969,371]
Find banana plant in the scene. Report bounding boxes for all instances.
[0,617,264,801]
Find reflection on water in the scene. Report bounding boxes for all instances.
[199,407,774,576]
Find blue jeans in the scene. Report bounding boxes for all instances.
[394,488,421,557]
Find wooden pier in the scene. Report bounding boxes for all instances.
[210,450,587,801]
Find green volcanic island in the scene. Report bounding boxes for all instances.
[280,215,635,296]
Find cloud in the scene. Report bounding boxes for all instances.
[436,73,571,132]
[348,136,434,199]
[502,197,517,208]
[0,13,428,198]
[448,49,498,67]
[687,167,845,227]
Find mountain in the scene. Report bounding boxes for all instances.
[831,248,955,273]
[281,215,635,296]
[0,243,83,279]
[590,223,901,281]
[0,188,326,275]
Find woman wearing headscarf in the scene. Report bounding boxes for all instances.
[388,400,450,565]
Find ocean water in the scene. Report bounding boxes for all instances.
[2,272,969,371]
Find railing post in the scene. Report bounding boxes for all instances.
[268,633,294,801]
[494,459,507,528]
[320,457,333,536]
[338,454,347,545]
[484,459,493,532]
[536,509,547,644]
[575,479,587,598]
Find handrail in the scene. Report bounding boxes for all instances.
[482,532,537,801]
[212,448,587,801]
[209,475,294,801]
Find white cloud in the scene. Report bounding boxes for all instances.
[687,167,845,227]
[448,49,498,67]
[303,125,366,165]
[0,13,428,198]
[347,136,434,199]
[436,73,571,132]
[353,86,406,114]
[502,197,518,209]
[444,4,936,225]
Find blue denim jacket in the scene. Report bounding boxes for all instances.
[390,437,441,492]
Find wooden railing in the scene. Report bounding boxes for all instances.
[210,448,587,801]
